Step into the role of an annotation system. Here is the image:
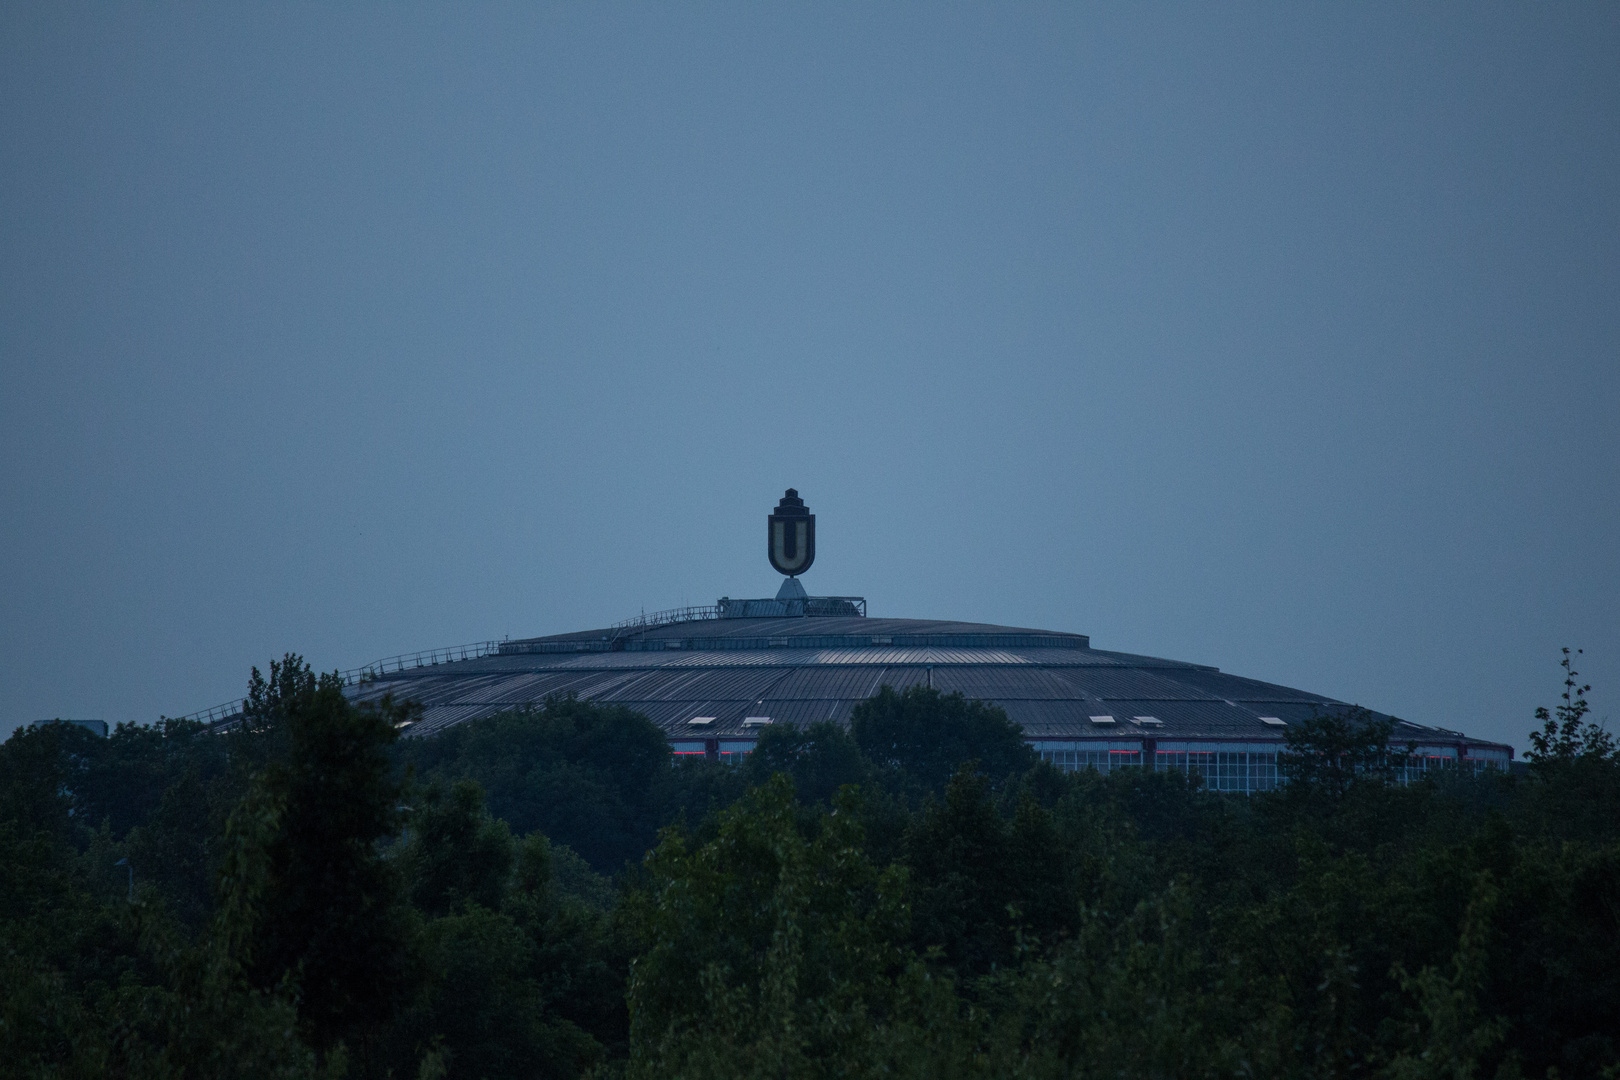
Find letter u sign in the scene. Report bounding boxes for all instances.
[767,489,816,577]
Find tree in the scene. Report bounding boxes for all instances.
[401,903,600,1080]
[902,766,1078,978]
[1527,648,1615,764]
[395,696,674,874]
[850,684,1035,799]
[623,776,953,1080]
[742,720,872,805]
[221,655,422,1064]
[1385,874,1507,1080]
[984,881,1290,1080]
[405,779,515,918]
[0,714,324,1080]
[1519,649,1619,851]
[1278,706,1413,796]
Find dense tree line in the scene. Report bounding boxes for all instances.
[1,652,1616,1078]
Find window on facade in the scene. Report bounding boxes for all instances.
[718,740,755,765]
[1036,748,1143,774]
[1358,745,1503,782]
[670,740,707,766]
[1155,750,1279,793]
[1026,738,1509,792]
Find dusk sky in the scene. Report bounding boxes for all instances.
[3,4,1616,753]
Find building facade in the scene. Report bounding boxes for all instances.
[347,603,1512,791]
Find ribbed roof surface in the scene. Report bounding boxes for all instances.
[347,615,1510,755]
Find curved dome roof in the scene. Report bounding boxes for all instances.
[348,612,1509,760]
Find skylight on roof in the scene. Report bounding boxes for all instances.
[742,716,772,726]
[688,717,715,725]
[1260,717,1286,726]
[1132,716,1162,725]
[1089,715,1116,725]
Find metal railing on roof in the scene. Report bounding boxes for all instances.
[170,640,503,726]
[342,641,503,681]
[605,596,870,639]
[610,605,723,635]
[717,596,866,619]
[173,591,876,724]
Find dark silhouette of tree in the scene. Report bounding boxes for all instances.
[742,719,872,805]
[221,655,422,1063]
[395,695,675,874]
[1528,647,1615,764]
[1278,705,1413,795]
[850,683,1035,799]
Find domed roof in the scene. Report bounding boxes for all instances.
[347,610,1509,762]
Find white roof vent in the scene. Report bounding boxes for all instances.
[1088,715,1116,725]
[688,716,715,725]
[742,716,773,726]
[1260,716,1286,727]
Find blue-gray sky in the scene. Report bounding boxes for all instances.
[3,4,1616,752]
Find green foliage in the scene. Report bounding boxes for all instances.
[383,777,613,1079]
[394,696,684,874]
[850,684,1036,799]
[5,648,1620,1079]
[405,779,516,917]
[622,775,947,1080]
[1519,648,1620,846]
[121,759,231,928]
[983,882,1292,1079]
[400,903,600,1080]
[1279,705,1413,795]
[743,719,873,805]
[1385,874,1506,1080]
[903,766,1077,978]
[1528,648,1615,764]
[0,727,325,1079]
[226,656,422,1060]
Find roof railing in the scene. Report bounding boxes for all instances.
[174,591,874,724]
[170,640,503,726]
[606,596,869,639]
[717,596,866,618]
[609,605,724,635]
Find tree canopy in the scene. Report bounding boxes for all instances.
[3,661,1617,1079]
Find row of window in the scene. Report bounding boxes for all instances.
[671,740,757,766]
[678,739,1505,790]
[1154,750,1280,792]
[1038,747,1507,792]
[1390,753,1509,783]
[1034,748,1283,792]
[1037,748,1144,774]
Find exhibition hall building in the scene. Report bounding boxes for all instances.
[329,491,1513,792]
